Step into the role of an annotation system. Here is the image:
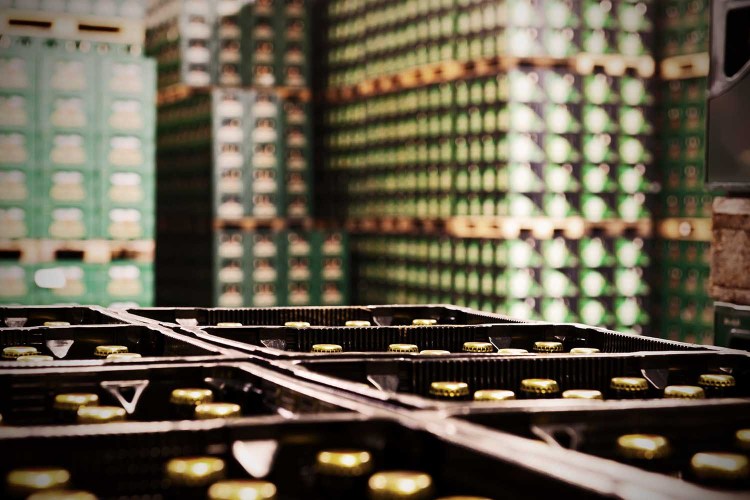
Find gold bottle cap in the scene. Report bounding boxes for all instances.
[691,452,750,480]
[563,389,604,400]
[166,457,226,486]
[54,393,100,411]
[315,450,373,477]
[94,345,128,357]
[388,343,419,353]
[533,341,564,353]
[520,379,560,395]
[107,352,142,360]
[412,319,437,326]
[617,434,671,460]
[216,322,243,327]
[345,320,371,327]
[28,490,97,500]
[311,344,343,353]
[285,321,310,328]
[435,497,494,500]
[3,346,39,358]
[570,347,601,354]
[610,377,648,392]
[194,402,241,419]
[43,321,70,327]
[209,480,277,500]
[474,389,515,401]
[17,355,54,362]
[736,429,750,450]
[77,406,126,424]
[498,348,529,354]
[663,385,705,399]
[429,381,469,398]
[368,471,433,499]
[170,388,214,406]
[419,350,451,355]
[698,374,736,388]
[462,341,494,353]
[6,468,71,494]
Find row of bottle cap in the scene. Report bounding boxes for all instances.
[2,345,141,362]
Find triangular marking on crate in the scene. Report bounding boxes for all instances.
[640,368,668,390]
[46,339,74,359]
[260,339,286,350]
[233,440,278,478]
[176,318,199,327]
[367,375,399,392]
[100,380,149,414]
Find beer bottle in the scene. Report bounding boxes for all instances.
[412,319,437,326]
[194,403,241,420]
[663,385,705,399]
[107,353,142,360]
[533,342,563,353]
[170,388,214,419]
[43,322,70,327]
[474,390,515,401]
[165,457,225,500]
[208,480,276,500]
[690,452,749,488]
[735,429,750,452]
[616,434,674,474]
[610,377,649,399]
[430,382,470,400]
[54,393,99,423]
[216,322,243,327]
[28,491,96,500]
[569,347,600,354]
[368,471,433,499]
[17,355,54,363]
[697,374,736,398]
[6,468,70,498]
[285,321,311,328]
[462,342,494,353]
[77,406,126,424]
[562,390,603,400]
[312,344,343,353]
[520,379,560,399]
[420,350,451,355]
[497,348,529,354]
[313,450,373,499]
[388,344,419,353]
[94,345,128,357]
[345,320,371,327]
[3,346,39,359]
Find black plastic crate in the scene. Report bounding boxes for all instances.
[0,306,128,328]
[0,324,243,368]
[185,322,717,360]
[123,304,519,327]
[0,414,664,500]
[444,399,750,495]
[0,362,369,426]
[284,352,750,409]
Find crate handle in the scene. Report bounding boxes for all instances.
[8,18,52,29]
[100,380,149,414]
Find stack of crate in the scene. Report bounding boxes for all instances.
[148,0,348,307]
[321,0,656,335]
[656,0,713,344]
[0,1,155,307]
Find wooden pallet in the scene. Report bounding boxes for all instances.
[0,9,144,45]
[574,53,656,78]
[0,239,154,263]
[213,217,314,232]
[446,216,652,240]
[661,53,710,80]
[657,217,712,241]
[157,84,312,106]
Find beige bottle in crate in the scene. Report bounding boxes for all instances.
[50,97,87,128]
[50,208,86,239]
[50,171,86,202]
[0,170,29,202]
[50,134,86,166]
[0,207,28,239]
[108,172,144,204]
[0,95,29,127]
[0,133,30,165]
[0,265,28,299]
[106,264,143,298]
[108,136,143,167]
[50,60,87,92]
[108,99,144,131]
[107,208,142,239]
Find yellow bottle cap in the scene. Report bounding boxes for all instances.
[533,341,564,353]
[462,341,494,353]
[3,346,39,359]
[736,429,750,450]
[54,393,100,412]
[315,450,373,477]
[429,381,469,398]
[209,480,277,500]
[165,457,226,486]
[28,490,97,500]
[311,344,343,353]
[94,345,128,357]
[562,389,603,400]
[691,452,749,480]
[345,320,371,327]
[216,322,243,327]
[520,379,560,395]
[435,497,494,500]
[194,403,241,419]
[43,321,70,327]
[663,385,705,399]
[497,348,528,354]
[610,377,648,392]
[473,389,515,401]
[170,388,214,406]
[6,468,71,495]
[570,347,601,354]
[411,319,437,326]
[368,471,433,499]
[698,374,736,388]
[617,434,671,460]
[388,343,419,353]
[285,321,310,328]
[17,355,54,362]
[107,353,142,360]
[419,350,451,355]
[77,406,126,424]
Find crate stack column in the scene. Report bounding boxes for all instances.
[0,2,155,307]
